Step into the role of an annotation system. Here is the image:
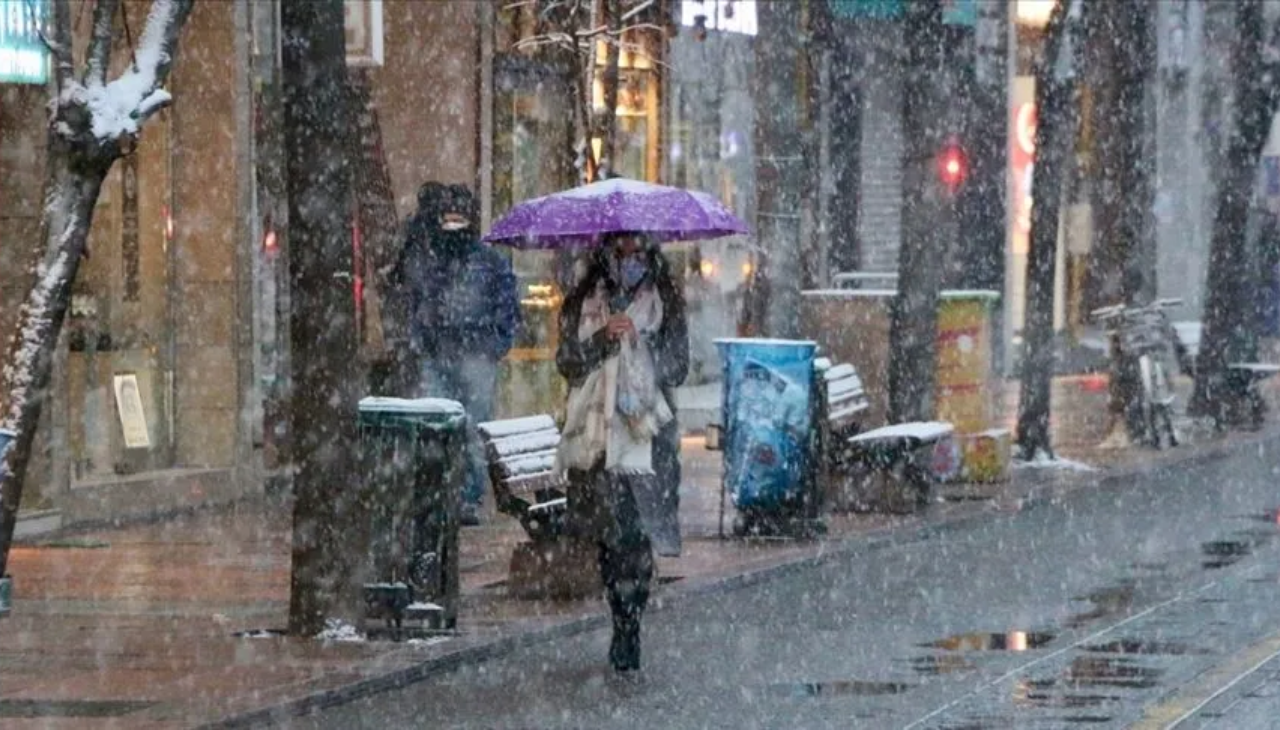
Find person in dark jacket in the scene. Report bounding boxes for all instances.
[555,233,689,672]
[390,182,521,525]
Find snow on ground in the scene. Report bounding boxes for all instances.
[317,619,365,643]
[1014,449,1098,472]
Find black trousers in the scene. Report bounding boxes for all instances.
[566,461,655,628]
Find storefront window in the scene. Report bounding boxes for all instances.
[67,112,175,481]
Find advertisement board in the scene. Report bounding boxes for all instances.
[715,339,816,511]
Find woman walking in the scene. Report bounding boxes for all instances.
[555,233,689,672]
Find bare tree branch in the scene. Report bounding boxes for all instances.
[45,0,74,91]
[85,0,120,86]
[619,0,655,24]
[137,0,196,97]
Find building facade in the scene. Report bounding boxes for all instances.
[2,0,702,527]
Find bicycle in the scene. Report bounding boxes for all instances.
[1091,298,1187,450]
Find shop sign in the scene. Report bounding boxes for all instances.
[829,0,973,24]
[828,0,902,20]
[0,0,47,85]
[942,0,977,26]
[1009,76,1036,256]
[113,374,151,450]
[344,0,384,67]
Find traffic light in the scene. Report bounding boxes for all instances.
[937,139,968,194]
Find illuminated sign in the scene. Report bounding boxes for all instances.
[1009,77,1036,256]
[0,0,47,84]
[344,0,383,67]
[681,0,757,36]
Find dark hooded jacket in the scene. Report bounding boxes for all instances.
[388,184,520,362]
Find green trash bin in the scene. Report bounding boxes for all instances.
[358,397,466,638]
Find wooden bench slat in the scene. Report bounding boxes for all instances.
[498,449,558,479]
[504,472,558,495]
[1227,363,1280,374]
[829,402,870,423]
[824,363,857,382]
[478,415,557,439]
[488,428,561,458]
[828,375,865,395]
[527,497,568,515]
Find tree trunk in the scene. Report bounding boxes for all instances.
[1016,6,1075,460]
[751,0,809,339]
[281,0,361,636]
[0,152,112,577]
[1084,1,1154,313]
[1086,0,1155,443]
[888,0,947,424]
[958,0,1008,366]
[596,0,622,180]
[1190,0,1276,426]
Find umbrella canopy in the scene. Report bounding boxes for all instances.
[483,178,749,249]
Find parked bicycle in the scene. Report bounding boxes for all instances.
[1092,298,1192,450]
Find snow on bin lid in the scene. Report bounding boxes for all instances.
[358,397,465,416]
[713,337,818,347]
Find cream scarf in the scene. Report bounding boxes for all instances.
[556,280,673,475]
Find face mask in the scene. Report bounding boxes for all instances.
[619,253,648,289]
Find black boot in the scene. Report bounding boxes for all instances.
[607,581,647,672]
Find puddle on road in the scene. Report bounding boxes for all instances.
[925,631,1056,652]
[906,655,977,675]
[1202,540,1253,569]
[1084,638,1204,656]
[1231,509,1280,525]
[1062,656,1164,689]
[769,680,913,698]
[1067,582,1136,628]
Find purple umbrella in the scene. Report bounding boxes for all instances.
[483,178,749,249]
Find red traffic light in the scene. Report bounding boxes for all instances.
[938,142,968,192]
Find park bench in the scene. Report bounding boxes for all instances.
[812,358,955,512]
[477,415,599,600]
[1172,320,1277,430]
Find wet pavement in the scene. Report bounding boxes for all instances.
[287,429,1280,729]
[1,375,1277,728]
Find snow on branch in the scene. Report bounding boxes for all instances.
[65,0,194,144]
[85,0,120,87]
[0,250,70,433]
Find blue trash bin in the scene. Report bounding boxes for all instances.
[714,339,818,533]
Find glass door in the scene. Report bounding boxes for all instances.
[66,110,174,481]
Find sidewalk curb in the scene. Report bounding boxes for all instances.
[198,427,1280,729]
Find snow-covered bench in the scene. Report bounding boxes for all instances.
[477,416,599,600]
[1173,320,1277,428]
[812,358,871,497]
[477,415,567,542]
[1225,363,1280,429]
[840,420,956,513]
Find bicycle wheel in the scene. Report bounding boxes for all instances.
[1137,355,1157,447]
[1144,357,1177,449]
